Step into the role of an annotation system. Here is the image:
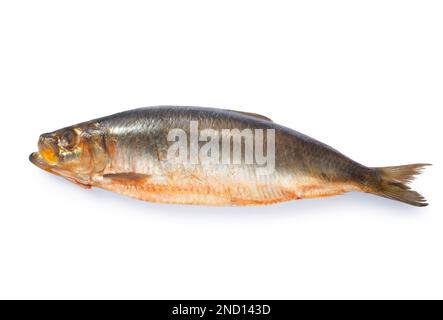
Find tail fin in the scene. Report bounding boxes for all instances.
[371,163,430,207]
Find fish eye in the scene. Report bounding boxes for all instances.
[59,129,78,150]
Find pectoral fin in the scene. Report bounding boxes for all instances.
[103,173,152,186]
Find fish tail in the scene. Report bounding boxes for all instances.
[370,163,430,207]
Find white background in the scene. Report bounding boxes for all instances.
[0,1,441,299]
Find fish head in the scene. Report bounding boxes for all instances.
[30,123,107,186]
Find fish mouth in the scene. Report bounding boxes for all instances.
[30,133,61,171]
[29,151,90,188]
[29,152,55,172]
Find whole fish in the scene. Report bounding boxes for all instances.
[29,106,429,206]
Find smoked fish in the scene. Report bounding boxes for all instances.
[29,106,429,206]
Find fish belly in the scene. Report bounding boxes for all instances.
[95,168,359,206]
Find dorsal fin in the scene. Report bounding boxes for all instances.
[225,109,273,122]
